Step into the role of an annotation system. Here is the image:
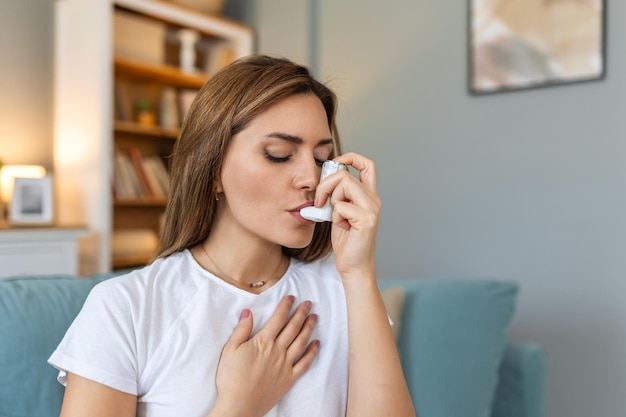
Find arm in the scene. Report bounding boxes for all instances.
[342,275,414,417]
[321,152,415,417]
[60,373,137,417]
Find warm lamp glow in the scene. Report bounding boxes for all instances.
[0,165,47,203]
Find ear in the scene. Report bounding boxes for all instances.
[214,180,223,194]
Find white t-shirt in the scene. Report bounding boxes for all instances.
[48,250,349,417]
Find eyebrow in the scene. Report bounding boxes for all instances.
[264,132,334,146]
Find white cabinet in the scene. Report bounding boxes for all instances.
[0,226,88,278]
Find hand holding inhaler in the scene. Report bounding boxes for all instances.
[300,160,347,222]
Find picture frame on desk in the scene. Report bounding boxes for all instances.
[9,176,54,225]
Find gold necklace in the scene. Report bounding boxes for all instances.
[200,244,286,288]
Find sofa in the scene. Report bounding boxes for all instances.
[0,272,547,417]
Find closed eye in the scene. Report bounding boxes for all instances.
[265,151,326,167]
[264,151,291,163]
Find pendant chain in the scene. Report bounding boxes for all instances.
[200,245,285,288]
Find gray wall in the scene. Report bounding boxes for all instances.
[256,1,626,416]
[0,0,54,169]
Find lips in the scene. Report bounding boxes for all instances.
[289,202,315,224]
[292,202,315,212]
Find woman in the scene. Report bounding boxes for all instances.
[49,55,414,417]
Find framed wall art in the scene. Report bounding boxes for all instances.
[469,0,606,95]
[9,176,54,225]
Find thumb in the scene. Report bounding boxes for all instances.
[226,309,253,348]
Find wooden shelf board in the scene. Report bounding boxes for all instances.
[114,197,168,207]
[114,56,209,89]
[114,120,180,139]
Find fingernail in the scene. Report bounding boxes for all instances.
[304,300,313,309]
[288,295,295,303]
[309,313,318,323]
[240,309,250,320]
[314,340,321,349]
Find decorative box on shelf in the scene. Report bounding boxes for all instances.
[0,222,88,278]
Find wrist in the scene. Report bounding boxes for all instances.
[206,402,247,417]
[338,264,377,283]
[340,272,379,297]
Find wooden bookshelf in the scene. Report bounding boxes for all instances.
[54,0,253,272]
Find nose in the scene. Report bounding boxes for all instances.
[293,157,321,192]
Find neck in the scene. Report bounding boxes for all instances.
[195,208,289,289]
[194,238,287,289]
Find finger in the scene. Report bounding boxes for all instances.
[328,176,380,211]
[285,313,318,363]
[332,201,381,237]
[224,309,254,350]
[292,340,321,379]
[276,300,313,348]
[314,167,378,211]
[313,170,352,207]
[332,152,377,194]
[257,295,296,340]
[325,178,381,229]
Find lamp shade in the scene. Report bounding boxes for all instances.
[0,165,46,203]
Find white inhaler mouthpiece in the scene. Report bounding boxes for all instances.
[300,160,347,222]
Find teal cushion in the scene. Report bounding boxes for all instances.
[379,279,518,417]
[0,273,120,417]
[491,343,547,417]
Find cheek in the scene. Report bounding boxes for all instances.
[222,165,277,209]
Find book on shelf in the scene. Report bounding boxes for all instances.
[114,80,134,122]
[113,148,142,198]
[144,155,170,195]
[113,148,170,200]
[127,148,158,197]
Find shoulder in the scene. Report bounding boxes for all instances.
[78,250,210,358]
[87,250,202,315]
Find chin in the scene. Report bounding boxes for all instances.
[279,231,315,249]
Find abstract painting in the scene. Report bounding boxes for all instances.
[469,0,606,95]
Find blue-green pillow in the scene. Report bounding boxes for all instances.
[379,279,518,417]
[0,274,120,417]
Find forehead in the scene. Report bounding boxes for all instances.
[225,94,334,158]
[250,94,330,133]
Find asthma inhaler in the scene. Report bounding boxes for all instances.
[300,160,347,222]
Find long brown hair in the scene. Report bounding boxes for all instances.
[157,55,342,261]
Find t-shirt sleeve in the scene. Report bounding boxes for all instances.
[48,280,139,395]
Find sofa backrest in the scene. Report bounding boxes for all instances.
[379,278,518,417]
[0,274,120,417]
[1,273,518,417]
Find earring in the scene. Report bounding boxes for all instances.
[215,191,220,201]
